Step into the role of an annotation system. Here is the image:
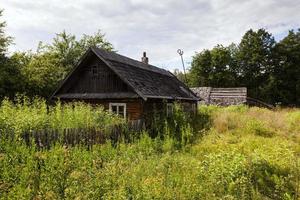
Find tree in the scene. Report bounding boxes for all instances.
[236,29,275,99]
[209,45,235,87]
[17,30,115,98]
[0,9,24,100]
[270,29,300,105]
[189,45,235,87]
[12,51,63,98]
[0,10,12,56]
[190,49,212,87]
[47,30,114,73]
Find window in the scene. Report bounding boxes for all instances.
[109,103,126,119]
[91,66,98,75]
[167,103,174,117]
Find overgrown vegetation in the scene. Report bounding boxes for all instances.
[0,97,123,137]
[0,100,299,199]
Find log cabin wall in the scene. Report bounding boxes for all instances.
[63,98,144,121]
[59,54,131,94]
[92,99,144,121]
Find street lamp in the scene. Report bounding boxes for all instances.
[177,49,187,83]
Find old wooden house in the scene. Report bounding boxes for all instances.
[51,47,198,120]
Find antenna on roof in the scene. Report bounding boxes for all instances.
[177,49,187,83]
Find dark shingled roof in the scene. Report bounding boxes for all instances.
[52,47,198,101]
[92,48,198,101]
[56,92,139,99]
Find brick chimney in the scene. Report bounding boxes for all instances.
[141,52,149,64]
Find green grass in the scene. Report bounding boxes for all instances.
[0,101,299,199]
[0,96,124,136]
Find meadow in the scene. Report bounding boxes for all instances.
[0,98,299,199]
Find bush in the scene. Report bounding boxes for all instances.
[146,103,201,148]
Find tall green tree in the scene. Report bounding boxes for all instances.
[17,30,114,98]
[47,30,114,73]
[190,50,212,87]
[270,29,300,105]
[0,9,24,100]
[11,51,63,98]
[0,10,12,56]
[209,45,235,87]
[190,45,235,87]
[236,29,275,99]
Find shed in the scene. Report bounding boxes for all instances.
[51,47,199,120]
[191,87,273,108]
[191,87,247,106]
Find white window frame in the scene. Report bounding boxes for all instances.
[109,103,126,119]
[166,103,174,117]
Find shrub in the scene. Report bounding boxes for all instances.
[146,103,200,148]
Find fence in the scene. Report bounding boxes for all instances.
[1,119,145,149]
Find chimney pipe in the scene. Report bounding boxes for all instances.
[141,51,149,64]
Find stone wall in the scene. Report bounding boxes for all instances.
[190,87,212,104]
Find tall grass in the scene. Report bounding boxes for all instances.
[0,97,124,138]
[1,131,299,199]
[0,99,299,199]
[205,105,300,142]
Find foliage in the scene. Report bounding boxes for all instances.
[188,28,300,106]
[0,9,19,100]
[270,30,300,105]
[236,29,275,99]
[0,97,123,137]
[146,102,207,148]
[0,9,12,55]
[0,10,115,100]
[190,45,236,87]
[14,30,114,99]
[1,105,299,199]
[46,30,114,73]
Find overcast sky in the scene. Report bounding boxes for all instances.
[2,0,300,71]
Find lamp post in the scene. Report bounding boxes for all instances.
[177,49,187,83]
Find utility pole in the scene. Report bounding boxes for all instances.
[177,49,187,83]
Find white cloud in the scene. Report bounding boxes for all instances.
[2,0,300,71]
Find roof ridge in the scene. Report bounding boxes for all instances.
[92,47,172,76]
[107,59,173,77]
